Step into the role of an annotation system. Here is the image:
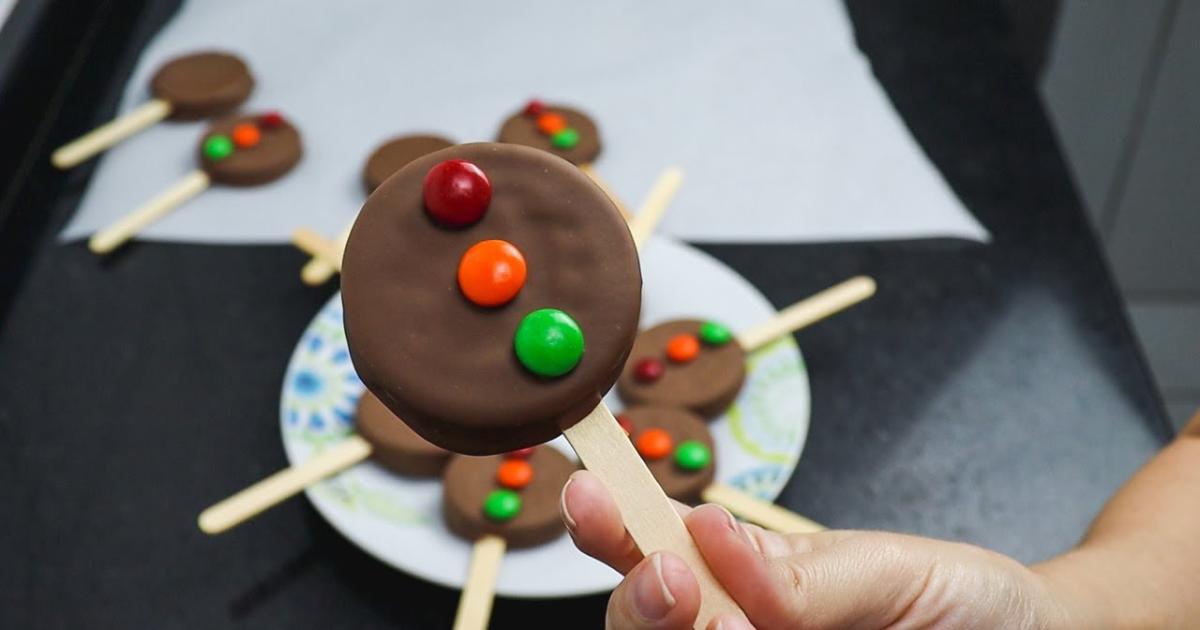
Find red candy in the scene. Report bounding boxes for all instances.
[506,447,536,459]
[524,99,546,116]
[633,358,664,383]
[423,160,492,227]
[259,111,285,128]
[616,414,634,437]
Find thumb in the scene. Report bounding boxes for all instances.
[684,504,938,629]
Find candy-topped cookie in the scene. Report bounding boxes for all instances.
[618,406,715,503]
[496,100,601,166]
[618,319,747,418]
[342,143,641,454]
[199,111,303,186]
[442,446,576,548]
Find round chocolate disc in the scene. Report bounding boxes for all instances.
[442,446,576,548]
[342,143,641,455]
[617,320,747,419]
[150,51,254,120]
[362,134,454,194]
[356,392,450,477]
[620,406,715,504]
[496,104,601,166]
[198,112,302,186]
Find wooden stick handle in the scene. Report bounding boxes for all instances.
[736,275,877,352]
[292,227,343,274]
[701,483,825,534]
[579,163,632,221]
[52,99,173,169]
[629,167,684,249]
[299,223,352,285]
[452,535,507,630]
[88,170,210,255]
[564,403,740,627]
[197,435,372,535]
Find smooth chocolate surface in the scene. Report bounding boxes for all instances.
[150,51,253,120]
[198,113,302,187]
[343,143,641,455]
[442,447,576,548]
[618,320,748,418]
[620,406,715,503]
[496,104,601,166]
[362,135,454,194]
[356,392,449,477]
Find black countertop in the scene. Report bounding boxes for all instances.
[0,1,1172,627]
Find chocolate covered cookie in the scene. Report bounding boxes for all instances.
[496,100,601,166]
[618,406,715,503]
[362,134,455,194]
[151,51,254,120]
[442,446,576,548]
[356,392,450,477]
[198,111,302,186]
[617,320,746,419]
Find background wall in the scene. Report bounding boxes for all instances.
[1040,0,1197,430]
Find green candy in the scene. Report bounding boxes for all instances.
[483,489,522,522]
[203,134,234,161]
[550,127,579,149]
[514,308,585,377]
[699,321,732,346]
[674,440,712,471]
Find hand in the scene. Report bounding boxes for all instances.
[560,470,1083,630]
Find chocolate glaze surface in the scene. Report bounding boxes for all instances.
[362,134,454,194]
[342,143,641,454]
[617,320,747,419]
[442,447,576,548]
[620,406,715,503]
[496,105,601,166]
[198,113,302,186]
[356,392,450,477]
[150,51,254,120]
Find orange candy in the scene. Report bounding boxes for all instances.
[536,113,567,135]
[636,428,673,460]
[458,240,527,307]
[665,334,700,363]
[497,458,533,489]
[231,123,261,148]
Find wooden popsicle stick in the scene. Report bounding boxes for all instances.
[579,163,631,221]
[701,483,825,534]
[88,170,210,255]
[52,99,173,169]
[197,434,372,535]
[292,228,343,272]
[564,403,740,627]
[629,167,684,250]
[736,276,877,352]
[300,224,353,285]
[452,535,507,630]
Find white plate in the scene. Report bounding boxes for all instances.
[279,236,810,598]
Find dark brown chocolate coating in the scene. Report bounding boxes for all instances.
[620,406,715,504]
[356,392,450,477]
[496,104,601,166]
[150,51,254,120]
[362,135,454,194]
[442,447,576,548]
[617,320,747,419]
[342,143,641,455]
[198,113,302,186]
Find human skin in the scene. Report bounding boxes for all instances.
[560,412,1200,629]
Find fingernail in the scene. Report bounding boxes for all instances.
[714,613,755,630]
[632,553,676,621]
[719,505,738,533]
[560,476,577,532]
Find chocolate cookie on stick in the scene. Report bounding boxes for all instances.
[618,276,878,418]
[618,406,823,534]
[52,51,254,169]
[88,111,301,255]
[197,391,449,534]
[341,142,739,624]
[295,134,456,286]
